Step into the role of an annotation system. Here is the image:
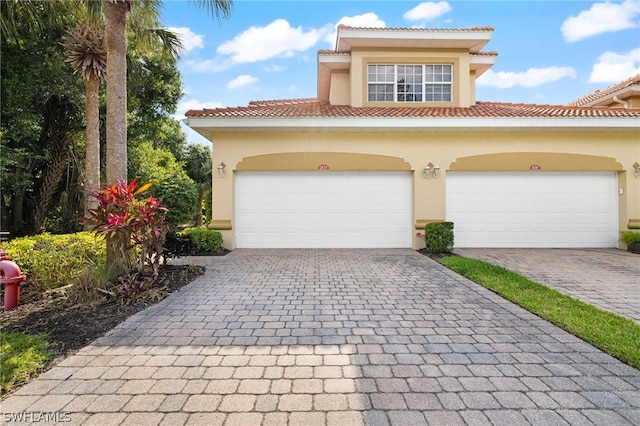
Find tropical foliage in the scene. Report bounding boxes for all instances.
[81,179,167,276]
[1,0,222,238]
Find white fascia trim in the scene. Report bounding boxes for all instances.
[469,56,496,65]
[185,116,639,131]
[318,55,352,65]
[338,28,493,42]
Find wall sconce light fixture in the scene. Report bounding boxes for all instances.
[217,162,226,178]
[424,162,440,178]
[633,162,640,178]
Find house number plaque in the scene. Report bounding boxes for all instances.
[318,164,330,171]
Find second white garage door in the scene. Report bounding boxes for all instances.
[446,172,618,248]
[235,172,412,248]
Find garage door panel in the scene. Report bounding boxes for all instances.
[447,172,618,248]
[235,172,412,248]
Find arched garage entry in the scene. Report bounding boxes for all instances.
[446,153,622,248]
[234,152,413,248]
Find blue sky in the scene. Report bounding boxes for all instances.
[160,0,640,144]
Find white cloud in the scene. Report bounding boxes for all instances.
[589,48,640,83]
[403,2,452,22]
[264,64,285,73]
[168,27,204,53]
[227,74,258,89]
[175,99,223,119]
[477,67,577,88]
[217,19,329,63]
[323,13,386,45]
[184,57,233,72]
[561,0,640,42]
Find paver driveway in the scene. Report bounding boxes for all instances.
[3,249,640,425]
[455,248,640,324]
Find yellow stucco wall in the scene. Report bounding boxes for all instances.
[329,71,350,105]
[207,130,640,249]
[349,49,471,108]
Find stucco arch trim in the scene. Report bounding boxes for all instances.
[236,152,411,171]
[449,152,623,172]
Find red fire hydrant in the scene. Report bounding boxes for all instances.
[0,247,26,311]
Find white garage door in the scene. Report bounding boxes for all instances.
[446,172,618,248]
[235,172,412,248]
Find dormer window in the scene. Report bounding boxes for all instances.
[367,64,453,103]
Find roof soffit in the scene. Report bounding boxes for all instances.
[335,27,494,53]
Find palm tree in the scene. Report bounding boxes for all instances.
[61,22,107,221]
[103,0,233,186]
[184,144,213,226]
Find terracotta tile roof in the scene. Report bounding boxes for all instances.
[336,24,494,32]
[471,51,498,57]
[318,49,498,57]
[568,74,640,106]
[185,99,640,118]
[318,50,350,55]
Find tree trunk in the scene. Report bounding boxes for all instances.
[104,0,128,186]
[84,76,101,224]
[195,188,205,226]
[104,0,129,265]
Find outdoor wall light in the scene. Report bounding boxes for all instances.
[424,162,440,178]
[217,162,226,178]
[633,162,640,178]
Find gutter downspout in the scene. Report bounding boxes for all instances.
[612,95,629,109]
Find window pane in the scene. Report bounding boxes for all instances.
[397,65,422,103]
[425,64,452,83]
[425,84,451,102]
[368,65,394,83]
[368,83,394,102]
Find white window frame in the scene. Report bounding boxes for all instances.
[367,64,453,103]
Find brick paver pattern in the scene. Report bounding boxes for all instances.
[2,249,639,425]
[456,248,640,324]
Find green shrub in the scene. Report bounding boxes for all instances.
[155,176,198,228]
[203,188,212,224]
[424,222,454,253]
[620,231,640,245]
[129,142,198,228]
[2,232,106,291]
[179,227,223,253]
[163,230,193,260]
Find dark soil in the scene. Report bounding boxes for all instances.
[417,248,456,261]
[0,261,211,398]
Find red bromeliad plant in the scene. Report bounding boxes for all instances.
[82,179,167,276]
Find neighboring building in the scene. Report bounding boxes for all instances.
[185,25,640,250]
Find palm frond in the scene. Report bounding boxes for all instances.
[1,0,66,42]
[144,27,184,58]
[61,22,107,82]
[188,0,233,22]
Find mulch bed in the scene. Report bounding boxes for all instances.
[0,253,229,399]
[1,265,205,360]
[417,248,456,261]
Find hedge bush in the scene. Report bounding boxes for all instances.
[2,232,106,291]
[424,222,454,253]
[164,227,224,259]
[180,227,223,253]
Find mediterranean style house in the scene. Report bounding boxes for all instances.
[185,25,640,250]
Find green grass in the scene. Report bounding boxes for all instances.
[0,332,51,394]
[439,256,640,370]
